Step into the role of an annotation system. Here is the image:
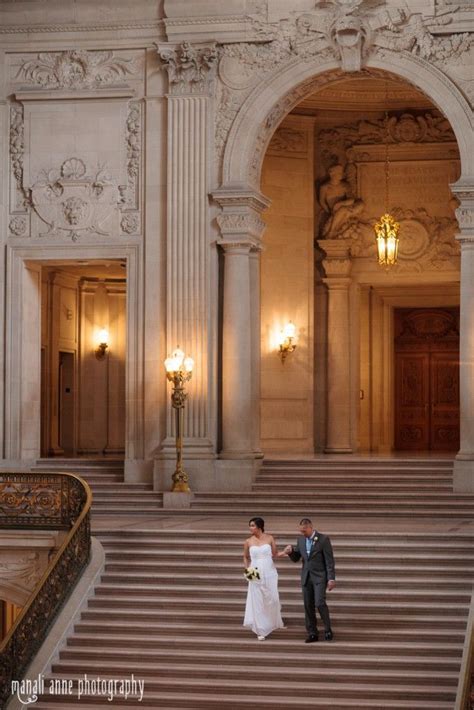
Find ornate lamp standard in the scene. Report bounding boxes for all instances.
[164,348,194,492]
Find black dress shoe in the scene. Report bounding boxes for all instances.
[305,634,318,643]
[325,630,334,641]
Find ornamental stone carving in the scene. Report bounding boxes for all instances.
[268,128,307,155]
[121,212,140,234]
[9,103,27,211]
[125,101,142,209]
[211,2,472,178]
[9,215,27,237]
[15,50,137,89]
[0,553,42,589]
[31,157,119,242]
[157,42,218,94]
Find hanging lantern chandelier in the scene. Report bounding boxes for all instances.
[374,87,400,267]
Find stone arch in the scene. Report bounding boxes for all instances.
[222,53,473,190]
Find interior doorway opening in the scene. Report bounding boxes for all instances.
[39,260,126,458]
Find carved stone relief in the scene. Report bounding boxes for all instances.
[267,127,308,155]
[347,207,460,271]
[14,50,137,90]
[9,103,27,213]
[30,157,119,242]
[8,96,142,242]
[124,100,142,211]
[212,2,472,180]
[0,552,42,589]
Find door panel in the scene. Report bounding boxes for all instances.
[394,308,459,452]
[395,353,430,450]
[430,352,460,451]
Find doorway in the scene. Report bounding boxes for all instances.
[58,351,75,455]
[394,308,460,452]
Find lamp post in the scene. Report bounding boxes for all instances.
[164,348,194,492]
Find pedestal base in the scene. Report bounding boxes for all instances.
[453,458,474,492]
[163,492,195,509]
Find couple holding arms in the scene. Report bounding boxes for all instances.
[243,517,336,642]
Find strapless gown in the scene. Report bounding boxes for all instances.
[243,543,284,638]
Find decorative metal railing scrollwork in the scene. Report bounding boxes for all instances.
[0,473,92,709]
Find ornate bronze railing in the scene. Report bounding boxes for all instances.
[0,473,92,709]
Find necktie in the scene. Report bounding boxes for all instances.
[306,537,312,556]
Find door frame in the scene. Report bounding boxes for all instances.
[364,283,460,453]
[5,244,143,464]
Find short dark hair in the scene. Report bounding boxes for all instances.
[249,517,265,532]
[299,518,312,526]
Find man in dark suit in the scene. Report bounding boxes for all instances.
[284,517,336,643]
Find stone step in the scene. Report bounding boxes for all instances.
[32,673,458,702]
[102,568,473,589]
[188,506,474,517]
[84,595,468,634]
[98,536,474,551]
[253,482,453,490]
[99,548,474,564]
[94,532,474,545]
[66,634,464,658]
[261,460,453,468]
[49,660,458,686]
[193,492,474,501]
[33,697,455,710]
[100,558,472,580]
[55,648,461,670]
[95,579,471,603]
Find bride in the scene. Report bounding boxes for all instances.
[243,517,285,640]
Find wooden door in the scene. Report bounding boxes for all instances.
[394,308,459,452]
[430,352,460,451]
[395,352,430,450]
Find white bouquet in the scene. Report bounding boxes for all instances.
[244,566,260,581]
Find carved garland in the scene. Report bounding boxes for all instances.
[15,50,137,90]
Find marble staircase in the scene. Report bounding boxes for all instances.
[32,457,473,708]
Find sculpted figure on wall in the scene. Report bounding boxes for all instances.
[318,164,365,239]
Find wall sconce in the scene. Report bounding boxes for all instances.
[164,347,194,493]
[95,328,109,360]
[278,322,297,363]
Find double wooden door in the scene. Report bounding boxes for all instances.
[394,308,460,452]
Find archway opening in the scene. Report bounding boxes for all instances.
[258,71,461,455]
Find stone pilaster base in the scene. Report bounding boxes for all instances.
[453,458,474,492]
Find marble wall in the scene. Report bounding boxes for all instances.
[260,116,315,452]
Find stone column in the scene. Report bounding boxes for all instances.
[154,43,218,492]
[320,239,353,453]
[249,247,262,455]
[452,183,474,491]
[213,188,269,488]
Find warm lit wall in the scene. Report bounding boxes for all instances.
[78,280,126,455]
[260,115,315,453]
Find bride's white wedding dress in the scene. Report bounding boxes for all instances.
[243,543,284,638]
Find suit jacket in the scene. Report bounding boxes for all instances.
[289,532,336,587]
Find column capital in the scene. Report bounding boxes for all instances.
[317,237,353,278]
[156,41,218,96]
[213,185,270,245]
[451,178,474,241]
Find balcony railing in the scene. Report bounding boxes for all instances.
[0,473,92,709]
